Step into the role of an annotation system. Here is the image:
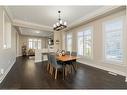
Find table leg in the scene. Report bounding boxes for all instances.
[72,64,76,72]
[63,64,65,80]
[72,60,77,72]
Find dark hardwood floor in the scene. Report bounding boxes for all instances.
[0,56,127,89]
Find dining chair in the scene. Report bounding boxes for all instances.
[50,54,65,79]
[66,51,70,55]
[65,51,77,74]
[47,53,52,73]
[71,52,77,56]
[71,51,78,71]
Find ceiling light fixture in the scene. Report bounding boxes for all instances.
[53,11,67,31]
[36,31,40,33]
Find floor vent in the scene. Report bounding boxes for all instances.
[108,71,117,76]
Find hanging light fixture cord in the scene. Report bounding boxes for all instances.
[58,11,61,21]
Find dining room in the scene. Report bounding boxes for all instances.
[0,5,127,89]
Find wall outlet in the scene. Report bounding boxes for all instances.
[0,69,4,75]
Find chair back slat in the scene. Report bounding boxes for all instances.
[71,52,77,56]
[50,54,57,65]
[66,51,70,55]
[47,53,51,63]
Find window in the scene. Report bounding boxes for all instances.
[28,39,41,49]
[3,11,11,49]
[84,28,92,57]
[77,27,93,58]
[66,33,72,51]
[103,16,124,62]
[77,32,83,55]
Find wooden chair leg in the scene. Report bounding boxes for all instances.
[75,64,78,70]
[71,65,73,73]
[65,67,67,76]
[49,64,51,71]
[69,66,71,74]
[49,65,51,74]
[47,64,49,71]
[51,67,53,75]
[55,69,57,79]
[49,65,52,74]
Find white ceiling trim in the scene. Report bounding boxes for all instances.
[4,6,125,34]
[13,19,53,32]
[64,6,124,31]
[19,27,22,34]
[3,6,53,33]
[19,27,52,37]
[70,6,120,26]
[3,6,14,23]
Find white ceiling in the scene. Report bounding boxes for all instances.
[9,6,103,27]
[8,6,106,37]
[20,27,52,37]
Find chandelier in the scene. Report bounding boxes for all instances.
[53,11,67,31]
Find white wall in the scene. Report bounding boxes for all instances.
[19,35,48,56]
[125,7,127,82]
[64,10,127,78]
[0,7,17,83]
[16,31,20,57]
[53,31,62,52]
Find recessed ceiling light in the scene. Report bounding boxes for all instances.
[35,31,40,33]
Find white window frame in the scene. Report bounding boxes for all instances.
[28,38,41,49]
[77,31,84,56]
[77,26,93,59]
[66,33,72,52]
[102,16,124,64]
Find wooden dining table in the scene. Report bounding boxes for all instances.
[56,55,78,62]
[56,55,78,80]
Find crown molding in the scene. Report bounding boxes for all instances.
[3,6,53,32]
[17,25,53,37]
[3,6,14,23]
[64,6,125,32]
[4,6,125,34]
[13,19,53,32]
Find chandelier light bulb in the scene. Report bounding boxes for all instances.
[60,20,62,24]
[56,22,59,26]
[64,21,67,25]
[53,24,56,27]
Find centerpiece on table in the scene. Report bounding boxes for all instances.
[61,50,65,56]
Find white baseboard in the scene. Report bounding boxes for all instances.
[77,60,126,77]
[0,60,15,83]
[35,60,42,63]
